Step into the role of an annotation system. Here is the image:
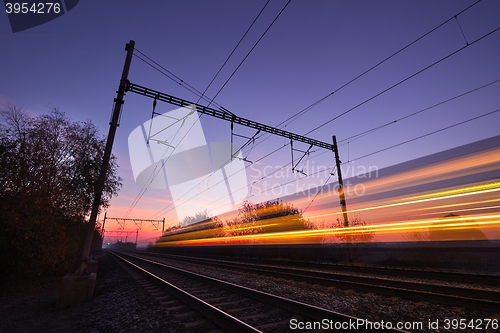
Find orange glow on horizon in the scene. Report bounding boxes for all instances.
[109,141,500,246]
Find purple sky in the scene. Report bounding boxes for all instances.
[2,1,499,244]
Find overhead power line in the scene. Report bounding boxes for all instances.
[339,78,500,143]
[275,1,482,128]
[240,0,483,150]
[305,24,500,136]
[349,108,500,163]
[123,1,287,219]
[199,0,271,105]
[209,0,292,103]
[133,50,225,112]
[159,102,500,224]
[144,78,500,222]
[122,1,496,225]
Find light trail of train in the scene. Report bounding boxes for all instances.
[156,136,500,246]
[156,184,499,246]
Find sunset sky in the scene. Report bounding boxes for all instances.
[2,1,499,245]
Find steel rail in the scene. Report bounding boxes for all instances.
[144,252,500,312]
[112,251,408,333]
[109,251,261,333]
[159,251,500,286]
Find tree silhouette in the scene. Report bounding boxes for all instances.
[0,104,121,283]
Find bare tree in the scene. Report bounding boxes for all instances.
[0,104,122,282]
[0,104,121,217]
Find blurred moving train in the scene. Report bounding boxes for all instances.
[157,201,307,244]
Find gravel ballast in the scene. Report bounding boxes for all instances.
[144,253,500,333]
[0,253,183,333]
[2,252,499,332]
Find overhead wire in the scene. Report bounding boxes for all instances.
[126,1,498,227]
[348,108,500,163]
[124,1,276,230]
[209,0,292,103]
[245,0,483,146]
[142,0,295,220]
[304,24,500,136]
[338,78,500,144]
[123,107,189,218]
[230,79,500,217]
[238,107,500,219]
[150,62,500,223]
[133,50,226,111]
[157,76,500,223]
[157,101,500,226]
[199,0,271,105]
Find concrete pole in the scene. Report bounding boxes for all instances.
[76,40,135,275]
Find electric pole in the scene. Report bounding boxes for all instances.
[76,40,135,275]
[333,135,352,260]
[333,136,349,226]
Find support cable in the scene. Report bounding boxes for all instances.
[302,172,335,214]
[123,106,200,218]
[455,15,469,46]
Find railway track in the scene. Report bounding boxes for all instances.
[133,251,500,313]
[161,253,500,286]
[109,250,409,332]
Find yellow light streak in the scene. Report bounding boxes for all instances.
[227,223,278,232]
[307,182,500,220]
[399,182,500,202]
[413,205,500,217]
[156,213,500,246]
[407,198,500,212]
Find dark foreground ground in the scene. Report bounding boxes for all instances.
[0,254,183,333]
